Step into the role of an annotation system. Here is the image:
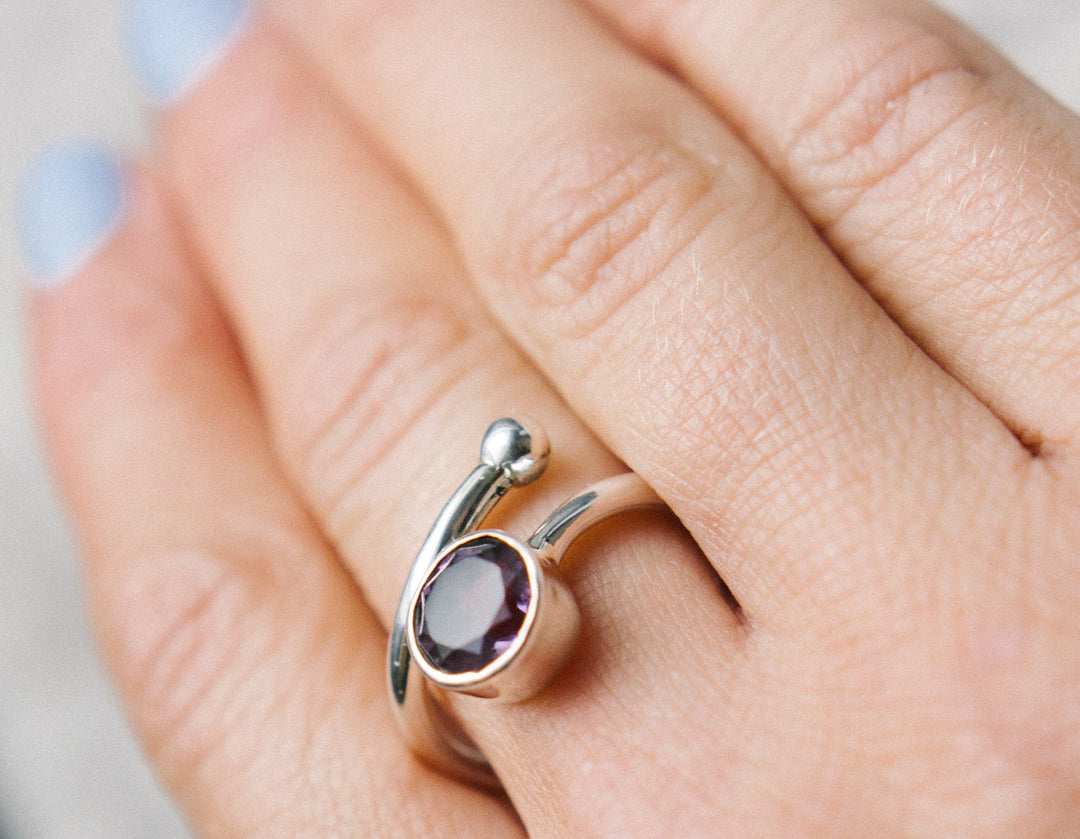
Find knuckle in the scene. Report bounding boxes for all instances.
[276,293,497,531]
[784,25,989,219]
[494,128,745,343]
[103,545,289,784]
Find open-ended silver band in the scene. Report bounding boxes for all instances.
[387,419,664,786]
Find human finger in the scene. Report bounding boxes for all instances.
[130,11,747,833]
[262,0,1028,620]
[24,151,523,837]
[581,0,1080,451]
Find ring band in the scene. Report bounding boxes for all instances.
[387,418,664,785]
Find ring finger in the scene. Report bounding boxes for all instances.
[136,12,747,836]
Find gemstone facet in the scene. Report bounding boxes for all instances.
[414,535,532,674]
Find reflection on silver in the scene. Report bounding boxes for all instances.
[388,418,664,786]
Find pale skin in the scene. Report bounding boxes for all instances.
[29,0,1080,835]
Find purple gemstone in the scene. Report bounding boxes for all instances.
[414,535,531,675]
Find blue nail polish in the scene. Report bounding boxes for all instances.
[16,143,128,289]
[125,0,252,104]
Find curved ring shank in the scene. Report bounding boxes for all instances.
[388,469,664,786]
[387,461,518,785]
[529,473,665,566]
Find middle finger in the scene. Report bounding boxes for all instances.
[266,0,1028,618]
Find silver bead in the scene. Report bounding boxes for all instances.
[479,417,549,486]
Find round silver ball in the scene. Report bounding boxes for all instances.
[480,417,550,486]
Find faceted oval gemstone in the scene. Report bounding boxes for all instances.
[414,534,532,675]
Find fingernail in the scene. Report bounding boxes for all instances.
[125,0,252,104]
[16,142,128,289]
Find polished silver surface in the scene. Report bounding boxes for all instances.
[529,473,664,566]
[390,418,664,785]
[387,417,550,784]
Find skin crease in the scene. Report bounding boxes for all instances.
[25,0,1080,837]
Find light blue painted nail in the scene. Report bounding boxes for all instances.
[125,0,252,104]
[16,143,128,289]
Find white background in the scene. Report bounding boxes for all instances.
[1,1,1078,836]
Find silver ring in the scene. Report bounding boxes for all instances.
[387,418,664,786]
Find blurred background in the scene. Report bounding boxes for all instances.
[1,1,1078,836]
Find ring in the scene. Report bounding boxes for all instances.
[387,417,665,786]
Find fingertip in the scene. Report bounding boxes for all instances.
[16,141,129,290]
[124,0,253,105]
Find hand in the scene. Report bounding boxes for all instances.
[19,0,1080,835]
